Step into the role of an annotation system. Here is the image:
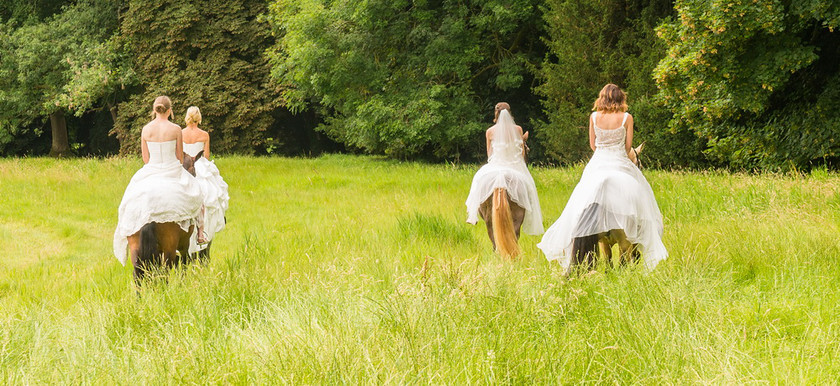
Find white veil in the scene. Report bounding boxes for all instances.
[465,107,543,235]
[489,109,524,165]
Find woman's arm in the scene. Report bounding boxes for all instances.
[141,137,150,164]
[485,129,493,159]
[203,132,211,159]
[176,129,184,163]
[625,114,634,154]
[589,114,596,151]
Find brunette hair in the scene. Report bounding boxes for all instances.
[494,102,511,123]
[152,96,173,119]
[592,84,628,113]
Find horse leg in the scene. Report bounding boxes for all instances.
[571,234,599,271]
[197,242,211,264]
[155,223,182,269]
[479,198,495,249]
[598,236,613,267]
[127,233,145,285]
[177,225,194,265]
[510,201,526,240]
[611,229,638,265]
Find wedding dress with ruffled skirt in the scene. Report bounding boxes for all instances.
[183,141,229,245]
[113,140,203,265]
[465,110,543,236]
[537,112,666,272]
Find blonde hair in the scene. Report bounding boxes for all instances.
[151,95,172,119]
[593,84,628,113]
[494,102,511,123]
[185,106,202,125]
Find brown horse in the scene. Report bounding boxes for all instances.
[478,188,526,259]
[570,143,645,271]
[126,151,203,285]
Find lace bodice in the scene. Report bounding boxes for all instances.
[489,138,524,165]
[147,140,178,164]
[593,112,628,149]
[183,142,204,157]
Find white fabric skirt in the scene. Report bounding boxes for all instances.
[537,146,667,271]
[193,157,229,244]
[465,161,544,236]
[113,160,203,265]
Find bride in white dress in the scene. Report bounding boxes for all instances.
[182,106,229,247]
[465,103,543,256]
[537,84,667,273]
[113,96,203,266]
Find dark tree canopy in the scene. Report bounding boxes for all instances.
[655,0,840,169]
[113,0,282,155]
[266,0,546,161]
[1,0,839,171]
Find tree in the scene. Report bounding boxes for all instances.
[535,0,706,167]
[266,0,545,161]
[654,0,840,170]
[0,0,129,157]
[113,0,282,155]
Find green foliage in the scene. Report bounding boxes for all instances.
[536,0,706,167]
[113,0,282,155]
[0,0,71,25]
[266,0,545,160]
[0,0,129,154]
[654,0,840,170]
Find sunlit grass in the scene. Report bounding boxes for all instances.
[0,154,838,383]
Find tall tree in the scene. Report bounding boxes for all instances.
[654,0,840,170]
[536,0,702,167]
[114,0,282,154]
[266,0,545,161]
[0,0,129,157]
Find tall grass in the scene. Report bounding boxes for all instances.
[0,155,838,383]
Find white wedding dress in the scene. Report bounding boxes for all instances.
[465,110,544,236]
[113,140,203,265]
[183,142,229,247]
[537,112,667,272]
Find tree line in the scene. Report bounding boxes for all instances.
[1,0,838,170]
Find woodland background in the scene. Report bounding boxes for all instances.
[1,0,839,170]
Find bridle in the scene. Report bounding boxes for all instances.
[632,147,642,170]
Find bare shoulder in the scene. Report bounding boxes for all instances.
[200,128,211,141]
[166,122,182,138]
[140,122,152,139]
[515,125,524,135]
[626,113,634,122]
[485,126,494,138]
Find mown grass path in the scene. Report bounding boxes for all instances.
[1,155,839,383]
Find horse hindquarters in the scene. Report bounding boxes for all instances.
[492,188,521,259]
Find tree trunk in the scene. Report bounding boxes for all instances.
[49,110,72,158]
[108,101,118,125]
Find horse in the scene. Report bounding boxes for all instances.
[126,151,203,285]
[569,142,645,271]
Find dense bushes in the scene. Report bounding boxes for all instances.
[1,0,838,170]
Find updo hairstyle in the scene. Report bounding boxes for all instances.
[185,106,202,125]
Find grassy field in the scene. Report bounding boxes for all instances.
[1,154,839,383]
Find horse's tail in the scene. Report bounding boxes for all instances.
[138,222,159,266]
[492,188,520,259]
[571,234,599,269]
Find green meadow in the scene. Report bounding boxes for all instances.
[1,155,839,383]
